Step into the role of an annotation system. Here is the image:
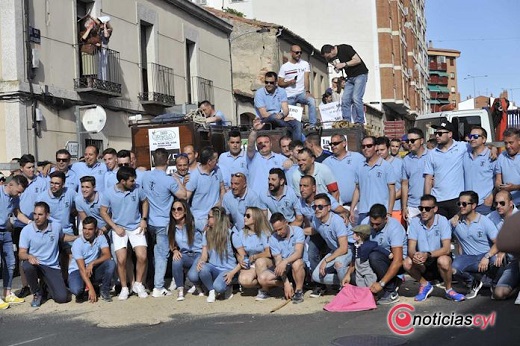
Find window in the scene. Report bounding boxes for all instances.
[449,58,454,66]
[437,56,446,64]
[450,72,455,79]
[450,86,455,93]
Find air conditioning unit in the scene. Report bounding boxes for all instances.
[403,7,409,15]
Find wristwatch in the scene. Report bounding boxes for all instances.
[484,253,491,259]
[379,280,386,288]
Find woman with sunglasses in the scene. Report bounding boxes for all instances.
[196,207,240,303]
[233,207,273,299]
[169,200,203,301]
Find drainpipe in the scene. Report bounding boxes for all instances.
[24,0,38,160]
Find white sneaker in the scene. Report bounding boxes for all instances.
[207,289,216,303]
[132,282,149,298]
[177,288,185,301]
[118,287,129,301]
[152,287,172,298]
[515,292,520,305]
[187,285,196,294]
[224,286,234,300]
[168,280,177,292]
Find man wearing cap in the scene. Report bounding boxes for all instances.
[424,121,469,219]
[404,194,465,302]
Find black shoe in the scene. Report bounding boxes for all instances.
[16,286,31,298]
[466,280,483,300]
[309,286,326,298]
[75,292,86,304]
[100,291,113,302]
[292,290,304,304]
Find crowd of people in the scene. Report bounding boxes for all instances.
[1,118,519,311]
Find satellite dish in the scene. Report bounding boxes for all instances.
[82,105,107,133]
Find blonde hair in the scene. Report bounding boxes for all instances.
[206,207,231,260]
[244,207,272,237]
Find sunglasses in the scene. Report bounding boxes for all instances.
[118,163,130,167]
[312,204,329,211]
[330,141,344,147]
[172,207,184,212]
[457,201,475,208]
[418,206,434,212]
[265,81,276,85]
[494,201,507,207]
[405,138,421,144]
[468,134,483,140]
[434,131,449,137]
[231,173,245,178]
[292,51,302,55]
[245,213,252,219]
[56,158,70,162]
[175,153,189,159]
[361,144,374,149]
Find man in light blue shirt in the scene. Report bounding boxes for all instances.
[259,168,302,225]
[102,148,118,191]
[218,130,248,189]
[254,71,302,141]
[142,148,186,297]
[222,173,262,231]
[71,145,107,192]
[495,127,520,206]
[376,137,404,223]
[186,146,225,232]
[75,176,106,231]
[52,149,78,192]
[199,100,227,126]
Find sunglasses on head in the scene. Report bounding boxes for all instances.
[231,173,245,178]
[494,201,507,207]
[434,131,449,137]
[468,134,483,140]
[264,80,276,85]
[175,153,189,159]
[457,201,474,208]
[330,141,344,147]
[118,163,130,167]
[361,144,374,149]
[405,138,421,144]
[418,206,434,212]
[312,204,329,211]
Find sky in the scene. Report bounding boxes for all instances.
[425,0,520,105]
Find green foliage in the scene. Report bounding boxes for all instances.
[224,7,245,18]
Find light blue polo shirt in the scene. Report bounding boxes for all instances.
[0,186,19,229]
[100,184,146,230]
[232,230,269,256]
[453,214,498,256]
[203,228,237,271]
[218,150,248,188]
[75,191,106,229]
[14,175,48,228]
[186,165,223,220]
[247,151,287,194]
[402,149,429,208]
[463,148,496,205]
[361,216,408,257]
[19,221,63,269]
[269,225,309,267]
[486,207,518,230]
[50,167,78,192]
[71,161,107,192]
[104,169,118,191]
[174,224,204,254]
[37,187,77,235]
[355,157,397,213]
[495,151,520,205]
[222,189,262,231]
[254,86,288,117]
[289,162,337,198]
[407,214,451,252]
[259,185,301,222]
[299,193,341,223]
[141,169,180,227]
[68,234,109,274]
[424,141,468,202]
[312,212,353,251]
[323,151,365,205]
[210,110,227,126]
[387,156,403,211]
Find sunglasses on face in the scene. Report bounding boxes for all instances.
[118,163,130,167]
[468,134,483,140]
[494,201,507,207]
[172,207,184,212]
[405,138,421,144]
[245,213,252,219]
[361,144,374,149]
[418,206,434,212]
[330,141,344,147]
[457,201,474,208]
[56,158,69,162]
[292,51,302,55]
[434,131,449,137]
[264,81,276,85]
[312,204,329,211]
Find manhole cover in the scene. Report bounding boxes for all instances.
[331,335,408,346]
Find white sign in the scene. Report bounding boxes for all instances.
[288,105,303,122]
[148,127,180,169]
[319,101,342,129]
[321,134,348,152]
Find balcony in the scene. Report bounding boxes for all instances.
[74,45,122,97]
[192,76,214,104]
[138,63,175,107]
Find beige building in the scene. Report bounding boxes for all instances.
[205,8,329,125]
[198,0,430,125]
[0,0,233,162]
[427,44,461,112]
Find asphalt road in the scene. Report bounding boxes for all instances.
[2,289,519,346]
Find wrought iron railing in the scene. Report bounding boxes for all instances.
[74,45,122,96]
[138,63,175,106]
[192,76,214,104]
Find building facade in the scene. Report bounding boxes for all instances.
[0,0,233,162]
[427,44,461,112]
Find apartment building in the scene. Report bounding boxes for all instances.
[0,0,233,162]
[427,44,461,112]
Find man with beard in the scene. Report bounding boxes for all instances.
[71,145,107,191]
[218,130,248,189]
[260,168,302,226]
[222,173,262,231]
[173,154,190,186]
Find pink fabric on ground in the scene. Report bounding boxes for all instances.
[324,284,377,312]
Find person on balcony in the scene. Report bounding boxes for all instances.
[79,16,101,87]
[97,16,113,82]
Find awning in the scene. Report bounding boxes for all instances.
[430,70,449,77]
[428,85,441,92]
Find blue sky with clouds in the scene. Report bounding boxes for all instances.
[425,0,520,104]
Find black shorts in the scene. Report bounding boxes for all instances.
[422,254,452,282]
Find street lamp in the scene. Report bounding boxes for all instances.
[230,27,270,42]
[463,74,488,98]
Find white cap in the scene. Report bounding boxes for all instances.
[98,16,111,23]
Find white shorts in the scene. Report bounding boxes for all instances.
[112,227,148,252]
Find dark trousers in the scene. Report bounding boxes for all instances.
[368,251,403,293]
[68,260,116,296]
[307,233,328,272]
[437,198,459,220]
[22,261,69,303]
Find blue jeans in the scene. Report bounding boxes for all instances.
[0,231,15,289]
[368,251,403,293]
[172,252,200,288]
[148,225,170,289]
[261,114,302,141]
[341,73,368,124]
[68,260,116,295]
[198,263,236,293]
[288,92,317,125]
[475,204,492,215]
[307,233,327,272]
[22,261,70,303]
[452,253,490,285]
[312,252,352,285]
